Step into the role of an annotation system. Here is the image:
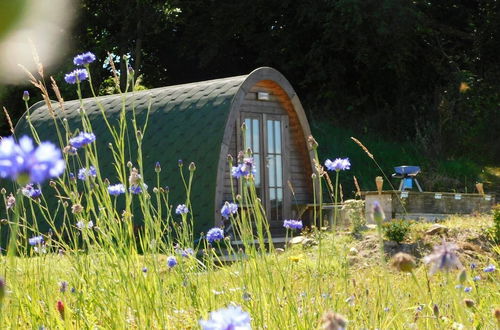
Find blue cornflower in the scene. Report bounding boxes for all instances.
[283,220,303,230]
[372,201,386,225]
[423,241,463,275]
[129,184,147,194]
[60,281,68,293]
[167,256,177,268]
[464,287,472,293]
[199,305,251,330]
[0,136,65,184]
[29,235,44,246]
[21,183,42,199]
[473,275,481,281]
[77,166,97,180]
[206,228,224,243]
[483,264,496,272]
[221,202,238,219]
[64,68,89,84]
[325,158,351,171]
[176,247,194,258]
[231,157,256,179]
[176,204,189,215]
[108,183,125,196]
[73,52,96,66]
[470,263,477,269]
[69,132,96,149]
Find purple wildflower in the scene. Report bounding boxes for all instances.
[483,264,496,272]
[142,267,148,273]
[21,184,42,199]
[283,220,303,230]
[76,221,93,230]
[231,157,256,178]
[372,201,386,224]
[221,202,238,219]
[77,166,97,180]
[470,263,477,269]
[22,91,30,101]
[73,52,96,66]
[60,281,68,293]
[176,204,189,215]
[199,305,251,330]
[108,183,125,195]
[64,68,89,84]
[129,184,147,194]
[167,256,177,268]
[176,247,194,258]
[423,241,463,275]
[473,275,480,281]
[464,287,472,293]
[69,132,96,149]
[325,158,351,171]
[206,227,224,243]
[29,235,44,246]
[0,136,65,184]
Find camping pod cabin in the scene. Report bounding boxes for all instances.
[12,67,314,236]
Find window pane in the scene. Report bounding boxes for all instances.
[268,155,276,187]
[267,120,274,154]
[274,120,281,154]
[244,118,251,149]
[254,154,261,187]
[276,155,282,187]
[252,119,259,153]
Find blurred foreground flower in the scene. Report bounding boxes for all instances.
[423,240,463,275]
[199,305,251,330]
[21,183,41,199]
[391,252,416,273]
[167,256,177,268]
[0,136,65,184]
[0,0,74,83]
[176,204,189,215]
[320,311,347,330]
[371,201,385,225]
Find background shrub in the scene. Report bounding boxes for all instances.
[383,220,412,244]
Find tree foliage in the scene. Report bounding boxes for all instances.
[1,0,499,163]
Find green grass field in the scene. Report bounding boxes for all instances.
[0,215,498,328]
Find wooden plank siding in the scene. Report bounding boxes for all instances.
[220,83,313,221]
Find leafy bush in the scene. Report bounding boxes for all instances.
[382,220,412,244]
[342,199,365,234]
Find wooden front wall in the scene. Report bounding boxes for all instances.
[222,82,313,226]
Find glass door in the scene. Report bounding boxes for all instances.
[241,113,287,222]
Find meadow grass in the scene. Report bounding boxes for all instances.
[0,216,498,328]
[0,52,498,329]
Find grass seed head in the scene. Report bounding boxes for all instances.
[391,252,416,272]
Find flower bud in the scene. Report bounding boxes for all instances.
[103,178,110,186]
[178,159,183,167]
[0,277,5,302]
[372,201,385,225]
[164,186,170,193]
[155,161,161,173]
[56,300,65,319]
[71,204,83,214]
[308,135,318,150]
[433,304,440,318]
[241,122,246,132]
[391,252,416,272]
[127,161,133,168]
[153,187,159,194]
[227,154,233,164]
[463,299,475,308]
[189,162,196,172]
[49,180,56,188]
[136,130,142,140]
[320,311,347,330]
[0,219,8,225]
[0,188,6,195]
[22,90,30,101]
[458,269,467,283]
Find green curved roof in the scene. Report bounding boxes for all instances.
[13,74,247,234]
